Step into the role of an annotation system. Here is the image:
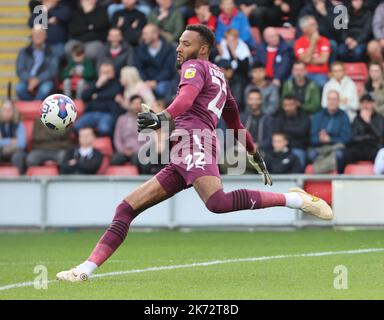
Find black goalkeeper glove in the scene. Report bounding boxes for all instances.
[247,149,273,186]
[137,104,167,132]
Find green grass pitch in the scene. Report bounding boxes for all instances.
[0,229,383,299]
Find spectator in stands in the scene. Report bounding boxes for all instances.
[134,24,177,103]
[282,61,321,114]
[15,26,58,101]
[215,0,256,50]
[254,27,294,87]
[0,100,27,174]
[65,0,110,61]
[244,62,279,116]
[368,2,384,66]
[26,118,72,168]
[364,62,384,117]
[112,0,147,47]
[374,146,384,174]
[187,0,217,32]
[115,66,155,109]
[238,1,302,30]
[61,43,97,100]
[216,59,241,111]
[111,94,145,166]
[321,61,359,122]
[148,0,184,43]
[74,61,123,136]
[137,99,168,174]
[294,15,331,88]
[338,0,372,62]
[28,0,72,60]
[345,93,384,166]
[97,27,134,74]
[60,126,102,174]
[273,94,310,170]
[297,0,339,61]
[217,28,251,111]
[264,132,302,174]
[240,88,274,151]
[309,90,352,173]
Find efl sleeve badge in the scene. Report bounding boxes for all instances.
[184,67,196,79]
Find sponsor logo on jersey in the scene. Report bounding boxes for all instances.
[184,67,196,79]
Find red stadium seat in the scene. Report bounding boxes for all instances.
[22,120,34,151]
[73,99,85,117]
[251,27,261,44]
[344,63,368,82]
[275,27,296,42]
[303,180,333,206]
[93,137,113,157]
[0,166,20,177]
[105,165,139,176]
[15,100,42,120]
[26,166,59,176]
[97,156,110,175]
[304,165,335,206]
[344,162,374,175]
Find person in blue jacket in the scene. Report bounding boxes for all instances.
[215,0,256,50]
[309,89,352,173]
[253,27,294,87]
[28,0,72,60]
[134,24,177,104]
[0,100,27,174]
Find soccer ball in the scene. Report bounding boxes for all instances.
[40,94,77,131]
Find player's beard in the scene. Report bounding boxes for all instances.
[176,50,199,70]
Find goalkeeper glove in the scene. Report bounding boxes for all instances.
[247,149,273,186]
[137,103,167,132]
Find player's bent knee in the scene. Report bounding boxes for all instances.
[205,189,228,214]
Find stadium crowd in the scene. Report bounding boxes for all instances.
[2,0,384,176]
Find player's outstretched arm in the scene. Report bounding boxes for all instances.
[221,96,273,186]
[137,84,200,132]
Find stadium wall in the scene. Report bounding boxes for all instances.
[0,176,383,229]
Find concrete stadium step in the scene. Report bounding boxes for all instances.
[0,52,17,60]
[0,40,28,49]
[0,5,28,13]
[0,64,15,73]
[0,17,28,25]
[0,29,30,37]
[0,35,29,42]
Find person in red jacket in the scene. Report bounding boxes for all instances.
[187,0,217,32]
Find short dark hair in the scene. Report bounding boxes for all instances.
[282,94,298,101]
[195,0,209,8]
[251,61,265,70]
[129,94,144,103]
[72,43,85,56]
[185,24,215,50]
[247,88,261,97]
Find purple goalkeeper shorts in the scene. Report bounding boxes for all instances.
[155,131,221,194]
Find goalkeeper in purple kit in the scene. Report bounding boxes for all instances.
[57,25,333,282]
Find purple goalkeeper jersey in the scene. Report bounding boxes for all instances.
[173,59,229,133]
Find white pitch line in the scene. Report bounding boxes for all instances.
[0,247,383,292]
